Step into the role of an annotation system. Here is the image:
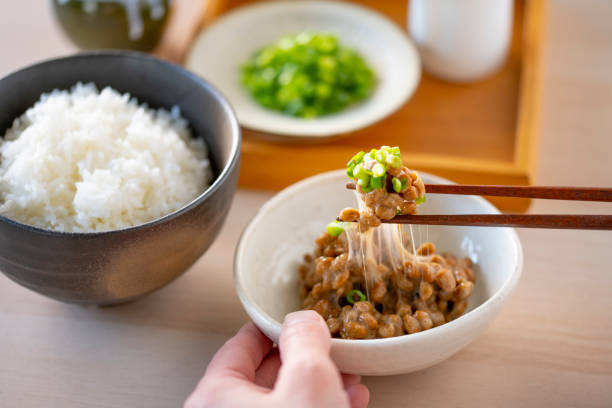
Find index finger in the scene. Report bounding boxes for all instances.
[205,322,273,382]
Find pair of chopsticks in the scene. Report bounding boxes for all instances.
[343,183,612,230]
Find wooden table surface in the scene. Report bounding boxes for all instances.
[1,1,611,407]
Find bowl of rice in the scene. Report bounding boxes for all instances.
[0,51,241,305]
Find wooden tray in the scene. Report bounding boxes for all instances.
[196,0,545,212]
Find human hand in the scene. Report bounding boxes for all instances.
[184,310,369,408]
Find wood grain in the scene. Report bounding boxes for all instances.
[153,0,210,63]
[199,0,546,213]
[362,214,612,230]
[423,184,612,201]
[346,182,612,201]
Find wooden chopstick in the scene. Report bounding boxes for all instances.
[335,214,612,230]
[345,182,612,202]
[342,182,612,229]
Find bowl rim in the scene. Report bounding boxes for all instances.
[234,169,523,346]
[0,50,241,237]
[186,0,422,138]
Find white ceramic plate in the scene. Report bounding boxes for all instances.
[186,1,421,138]
[234,170,523,375]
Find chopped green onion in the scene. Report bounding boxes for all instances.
[370,175,384,189]
[388,155,402,169]
[396,208,402,215]
[347,147,404,187]
[327,221,345,237]
[352,164,365,178]
[241,32,376,118]
[353,164,372,178]
[372,162,386,177]
[415,196,426,205]
[375,150,387,163]
[357,175,371,187]
[392,177,402,193]
[346,289,366,304]
[350,151,365,165]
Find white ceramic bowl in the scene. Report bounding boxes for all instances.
[234,170,522,375]
[186,1,421,139]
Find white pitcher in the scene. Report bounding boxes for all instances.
[408,0,514,82]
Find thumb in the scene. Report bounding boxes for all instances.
[273,311,349,407]
[279,310,332,361]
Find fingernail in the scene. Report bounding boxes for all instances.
[284,310,320,326]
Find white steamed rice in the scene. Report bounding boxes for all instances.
[0,82,212,232]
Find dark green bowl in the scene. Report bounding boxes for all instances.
[0,51,241,305]
[52,0,171,52]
